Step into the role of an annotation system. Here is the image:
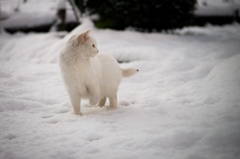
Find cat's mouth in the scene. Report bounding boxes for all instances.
[90,52,98,57]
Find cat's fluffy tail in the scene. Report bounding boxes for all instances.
[121,68,139,78]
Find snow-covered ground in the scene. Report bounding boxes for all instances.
[195,0,240,16]
[0,19,240,159]
[1,0,76,28]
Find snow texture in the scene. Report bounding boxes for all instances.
[1,17,240,159]
[1,0,76,28]
[196,0,240,16]
[57,0,66,10]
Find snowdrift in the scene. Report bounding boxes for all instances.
[0,20,240,159]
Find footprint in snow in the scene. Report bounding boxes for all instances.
[4,134,17,140]
[119,100,131,106]
[41,114,53,119]
[47,119,59,124]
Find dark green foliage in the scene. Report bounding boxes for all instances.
[75,0,197,32]
[74,0,85,14]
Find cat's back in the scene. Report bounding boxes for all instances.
[95,52,120,74]
[95,52,122,86]
[95,52,119,66]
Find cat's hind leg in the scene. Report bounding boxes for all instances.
[98,97,106,107]
[108,94,117,110]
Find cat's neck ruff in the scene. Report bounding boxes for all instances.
[69,55,92,67]
[62,46,92,65]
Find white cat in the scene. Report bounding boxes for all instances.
[59,29,138,115]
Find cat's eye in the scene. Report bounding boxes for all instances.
[92,44,95,48]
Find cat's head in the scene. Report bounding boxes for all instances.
[68,29,99,59]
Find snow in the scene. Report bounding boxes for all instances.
[1,19,240,159]
[57,0,66,10]
[2,0,240,30]
[1,0,76,28]
[196,0,240,16]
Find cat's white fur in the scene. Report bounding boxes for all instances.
[59,29,138,115]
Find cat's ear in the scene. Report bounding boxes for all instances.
[78,29,92,43]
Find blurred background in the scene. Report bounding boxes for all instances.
[0,0,240,33]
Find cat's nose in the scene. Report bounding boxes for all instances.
[97,50,99,53]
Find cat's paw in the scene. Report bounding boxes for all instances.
[89,98,99,106]
[95,105,104,108]
[107,106,117,110]
[73,111,82,116]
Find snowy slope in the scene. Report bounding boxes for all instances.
[0,20,240,159]
[1,0,76,28]
[196,0,240,16]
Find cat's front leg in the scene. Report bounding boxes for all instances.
[88,84,100,106]
[90,97,99,106]
[67,87,82,116]
[98,97,107,107]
